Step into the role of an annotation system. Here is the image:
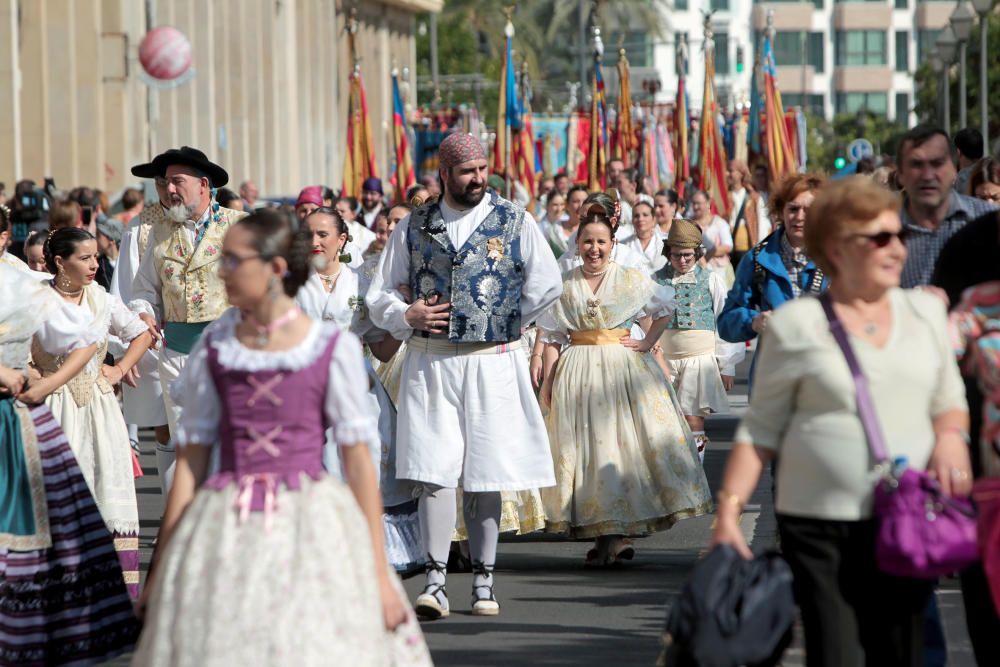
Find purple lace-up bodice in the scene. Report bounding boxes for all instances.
[202,329,340,514]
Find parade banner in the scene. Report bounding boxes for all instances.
[532,117,571,175]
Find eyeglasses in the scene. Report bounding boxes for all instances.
[784,203,810,217]
[669,251,697,261]
[219,253,262,272]
[850,230,906,248]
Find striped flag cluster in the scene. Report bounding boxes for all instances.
[341,64,378,200]
[390,71,416,204]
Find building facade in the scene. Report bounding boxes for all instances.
[0,0,440,197]
[646,0,951,122]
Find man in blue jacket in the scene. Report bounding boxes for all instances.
[717,174,828,387]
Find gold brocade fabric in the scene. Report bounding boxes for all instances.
[148,206,246,323]
[568,328,630,345]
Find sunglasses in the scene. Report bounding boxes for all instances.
[850,230,906,248]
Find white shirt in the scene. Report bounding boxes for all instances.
[130,207,211,320]
[362,204,383,229]
[619,233,667,272]
[366,195,563,340]
[347,220,377,261]
[728,188,771,242]
[295,268,384,343]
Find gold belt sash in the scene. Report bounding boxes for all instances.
[569,328,630,345]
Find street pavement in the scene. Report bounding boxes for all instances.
[112,370,977,666]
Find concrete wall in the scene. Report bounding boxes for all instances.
[0,0,438,197]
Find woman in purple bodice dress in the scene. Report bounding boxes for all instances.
[132,211,432,666]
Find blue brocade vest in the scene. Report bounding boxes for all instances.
[654,264,717,331]
[406,192,525,343]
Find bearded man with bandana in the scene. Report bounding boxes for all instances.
[367,133,562,620]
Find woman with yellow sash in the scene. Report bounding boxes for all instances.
[538,197,712,567]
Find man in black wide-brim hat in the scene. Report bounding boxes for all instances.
[128,147,247,493]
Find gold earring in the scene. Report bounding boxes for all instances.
[58,272,72,290]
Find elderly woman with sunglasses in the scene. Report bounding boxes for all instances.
[711,176,971,667]
[718,173,828,386]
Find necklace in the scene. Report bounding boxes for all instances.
[318,267,342,291]
[581,265,609,277]
[51,281,83,298]
[246,306,301,347]
[863,322,879,336]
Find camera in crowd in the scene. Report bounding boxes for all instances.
[8,178,57,243]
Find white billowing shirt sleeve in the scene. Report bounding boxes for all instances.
[111,222,140,302]
[365,216,414,341]
[353,272,387,343]
[709,271,745,376]
[171,340,220,447]
[34,301,102,356]
[535,303,569,345]
[325,331,381,449]
[519,211,564,325]
[129,237,163,320]
[108,293,149,343]
[640,281,677,319]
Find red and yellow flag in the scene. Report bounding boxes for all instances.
[390,70,415,204]
[587,56,608,191]
[762,36,798,181]
[342,65,378,199]
[698,39,731,218]
[615,49,638,167]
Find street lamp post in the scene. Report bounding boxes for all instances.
[950,2,976,129]
[970,0,992,151]
[930,53,945,127]
[936,27,957,133]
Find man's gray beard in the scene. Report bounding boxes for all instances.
[167,202,196,223]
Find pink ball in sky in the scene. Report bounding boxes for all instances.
[139,26,192,81]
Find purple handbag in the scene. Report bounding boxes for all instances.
[820,294,977,579]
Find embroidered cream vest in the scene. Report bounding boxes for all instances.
[148,206,247,323]
[134,203,169,259]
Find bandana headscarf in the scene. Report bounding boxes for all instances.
[439,133,487,169]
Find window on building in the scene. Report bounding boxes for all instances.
[767,0,824,6]
[895,0,908,8]
[835,30,886,66]
[676,0,689,10]
[710,0,730,11]
[895,30,909,72]
[603,31,652,68]
[772,31,825,73]
[917,30,941,65]
[782,93,826,116]
[715,32,730,75]
[895,92,910,121]
[835,92,888,115]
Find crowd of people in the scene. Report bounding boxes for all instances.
[0,120,999,666]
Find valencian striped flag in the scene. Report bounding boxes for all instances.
[587,46,608,191]
[762,35,798,180]
[494,17,522,179]
[512,70,537,198]
[342,63,378,199]
[390,70,415,204]
[698,35,731,217]
[673,58,690,197]
[615,48,638,166]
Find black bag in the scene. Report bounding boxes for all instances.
[659,545,795,667]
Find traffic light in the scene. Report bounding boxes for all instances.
[736,46,744,73]
[834,157,846,170]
